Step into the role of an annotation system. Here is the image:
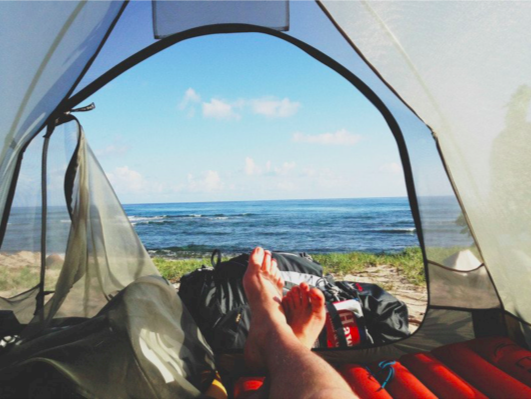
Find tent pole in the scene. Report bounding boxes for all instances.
[36,124,54,317]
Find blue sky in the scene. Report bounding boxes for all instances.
[79,33,414,204]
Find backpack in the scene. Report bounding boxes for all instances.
[178,250,409,351]
[339,282,410,344]
[178,250,324,351]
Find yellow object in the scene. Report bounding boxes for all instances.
[201,371,228,399]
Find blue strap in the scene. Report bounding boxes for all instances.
[376,360,396,391]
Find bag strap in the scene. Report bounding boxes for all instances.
[211,249,222,268]
[318,326,328,347]
[326,302,348,347]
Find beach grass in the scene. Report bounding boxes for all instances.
[154,247,426,286]
[316,247,425,286]
[154,256,230,282]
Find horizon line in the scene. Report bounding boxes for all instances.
[121,194,454,206]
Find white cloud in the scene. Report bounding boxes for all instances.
[107,166,146,193]
[187,170,224,192]
[380,162,403,174]
[202,99,241,120]
[179,88,201,110]
[251,97,301,118]
[274,161,296,176]
[180,92,300,120]
[106,166,169,196]
[244,158,296,177]
[292,129,361,146]
[245,157,261,176]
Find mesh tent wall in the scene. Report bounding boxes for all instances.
[0,0,529,394]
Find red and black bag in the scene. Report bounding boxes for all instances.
[315,278,371,348]
[316,279,410,347]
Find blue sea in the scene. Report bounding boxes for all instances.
[2,197,471,257]
[122,197,470,258]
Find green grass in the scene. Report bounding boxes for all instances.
[0,266,40,292]
[314,247,425,285]
[153,247,426,286]
[0,247,429,298]
[153,256,230,282]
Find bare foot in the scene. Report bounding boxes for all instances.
[282,282,326,349]
[243,247,287,370]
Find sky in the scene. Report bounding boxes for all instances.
[74,32,441,204]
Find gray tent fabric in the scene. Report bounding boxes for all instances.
[0,275,215,399]
[0,0,125,242]
[0,0,529,395]
[21,119,161,334]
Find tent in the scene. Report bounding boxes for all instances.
[0,0,529,397]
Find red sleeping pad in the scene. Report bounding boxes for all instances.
[400,352,488,398]
[368,361,437,399]
[231,337,530,398]
[233,377,265,399]
[466,336,531,387]
[337,364,392,399]
[432,341,531,399]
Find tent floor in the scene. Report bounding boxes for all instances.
[231,336,531,398]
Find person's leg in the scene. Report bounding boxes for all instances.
[243,247,357,399]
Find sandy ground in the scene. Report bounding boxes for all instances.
[0,251,62,298]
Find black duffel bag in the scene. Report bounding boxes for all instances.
[178,250,323,351]
[179,250,409,351]
[331,281,410,345]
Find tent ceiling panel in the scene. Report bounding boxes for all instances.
[71,1,157,97]
[153,0,289,39]
[320,0,531,323]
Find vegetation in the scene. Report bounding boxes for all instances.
[153,256,229,282]
[314,247,425,285]
[154,247,426,286]
[0,265,40,293]
[3,245,481,296]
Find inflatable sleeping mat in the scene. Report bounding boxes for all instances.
[233,336,531,398]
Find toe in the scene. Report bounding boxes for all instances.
[300,282,310,307]
[288,291,297,310]
[272,261,284,288]
[272,260,280,279]
[292,286,302,308]
[309,288,326,312]
[261,250,272,273]
[249,247,265,271]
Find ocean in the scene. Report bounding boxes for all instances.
[2,197,470,257]
[123,197,469,258]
